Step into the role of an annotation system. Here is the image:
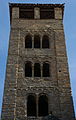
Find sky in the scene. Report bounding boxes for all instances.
[0,0,76,118]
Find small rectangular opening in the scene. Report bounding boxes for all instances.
[40,8,54,19]
[19,8,34,19]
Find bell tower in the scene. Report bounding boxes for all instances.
[1,3,75,120]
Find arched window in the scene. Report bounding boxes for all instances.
[25,35,32,48]
[43,63,50,77]
[42,35,49,48]
[34,35,40,48]
[34,63,41,77]
[27,95,36,116]
[25,62,32,77]
[38,94,48,116]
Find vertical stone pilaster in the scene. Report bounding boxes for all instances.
[55,8,63,19]
[40,35,42,49]
[11,7,19,27]
[32,36,34,49]
[32,63,34,77]
[12,7,19,19]
[34,7,40,19]
[55,29,75,120]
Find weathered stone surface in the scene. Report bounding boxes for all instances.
[1,3,75,120]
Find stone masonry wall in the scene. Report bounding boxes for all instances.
[1,5,75,120]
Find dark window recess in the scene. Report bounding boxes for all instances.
[40,8,54,19]
[43,63,50,77]
[34,35,40,48]
[34,63,41,77]
[38,95,48,116]
[19,8,34,19]
[42,35,49,48]
[25,62,32,77]
[25,35,32,48]
[27,95,36,116]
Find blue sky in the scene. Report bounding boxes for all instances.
[0,0,76,117]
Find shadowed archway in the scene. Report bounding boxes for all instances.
[38,94,48,116]
[27,95,36,116]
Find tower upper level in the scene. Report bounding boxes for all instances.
[9,3,64,23]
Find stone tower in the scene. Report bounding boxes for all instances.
[1,3,75,120]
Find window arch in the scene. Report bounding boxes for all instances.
[38,94,48,116]
[25,35,32,48]
[34,35,40,48]
[34,63,41,77]
[27,95,36,116]
[42,35,49,48]
[25,62,32,77]
[43,62,50,77]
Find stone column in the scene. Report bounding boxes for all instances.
[32,63,34,77]
[25,96,27,117]
[32,35,34,49]
[40,35,42,49]
[34,7,40,19]
[36,93,39,117]
[41,63,43,77]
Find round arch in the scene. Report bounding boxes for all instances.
[38,94,48,116]
[25,34,32,48]
[27,94,36,116]
[42,35,49,48]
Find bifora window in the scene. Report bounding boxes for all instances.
[40,8,54,19]
[27,94,48,117]
[19,8,34,19]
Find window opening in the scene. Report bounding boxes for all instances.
[19,8,34,19]
[42,35,49,48]
[25,62,32,77]
[34,35,40,48]
[34,63,41,77]
[40,8,54,19]
[27,95,36,116]
[38,95,48,116]
[25,35,32,48]
[43,63,50,77]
